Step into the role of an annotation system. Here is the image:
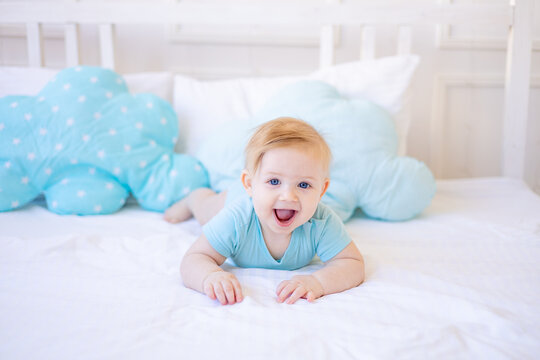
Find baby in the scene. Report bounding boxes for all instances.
[165,117,365,305]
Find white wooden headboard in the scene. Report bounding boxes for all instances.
[0,0,535,186]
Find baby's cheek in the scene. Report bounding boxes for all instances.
[305,199,320,217]
[252,201,267,217]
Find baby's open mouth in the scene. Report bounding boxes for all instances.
[274,209,297,227]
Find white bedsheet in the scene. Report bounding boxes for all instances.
[1,177,539,359]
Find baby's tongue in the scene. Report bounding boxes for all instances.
[275,209,295,221]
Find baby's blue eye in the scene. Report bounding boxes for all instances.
[269,179,280,186]
[298,182,310,189]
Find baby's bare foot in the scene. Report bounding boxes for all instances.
[164,198,192,223]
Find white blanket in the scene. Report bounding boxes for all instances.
[1,177,539,359]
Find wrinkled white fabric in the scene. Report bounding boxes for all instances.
[1,178,539,360]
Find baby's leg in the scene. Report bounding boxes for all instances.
[163,196,192,223]
[189,188,227,225]
[164,188,227,225]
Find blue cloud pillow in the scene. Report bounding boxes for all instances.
[0,66,208,215]
[197,80,436,221]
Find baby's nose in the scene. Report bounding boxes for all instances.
[279,186,298,202]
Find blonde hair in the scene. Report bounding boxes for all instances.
[244,117,332,175]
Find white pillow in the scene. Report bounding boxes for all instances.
[0,67,173,103]
[173,55,419,155]
[0,66,58,97]
[122,72,173,104]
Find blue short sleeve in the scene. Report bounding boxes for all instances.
[202,206,239,258]
[314,204,352,262]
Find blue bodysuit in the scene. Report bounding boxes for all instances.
[202,192,352,271]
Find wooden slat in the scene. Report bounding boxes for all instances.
[397,26,412,55]
[430,76,446,178]
[0,2,513,26]
[319,25,335,69]
[26,23,43,67]
[360,26,375,60]
[502,0,533,179]
[396,26,413,156]
[64,23,79,67]
[98,24,115,70]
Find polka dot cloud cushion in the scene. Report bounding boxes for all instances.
[0,66,208,215]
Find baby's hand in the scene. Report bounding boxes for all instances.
[203,271,243,305]
[276,275,324,304]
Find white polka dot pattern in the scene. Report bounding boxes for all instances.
[0,66,209,215]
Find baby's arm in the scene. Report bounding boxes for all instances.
[276,242,364,304]
[181,234,243,305]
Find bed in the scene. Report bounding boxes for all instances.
[1,1,539,359]
[0,177,538,359]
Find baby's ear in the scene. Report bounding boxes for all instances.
[320,178,330,199]
[241,170,253,197]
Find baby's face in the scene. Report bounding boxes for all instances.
[242,146,329,241]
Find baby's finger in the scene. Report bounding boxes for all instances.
[222,281,236,304]
[306,291,316,302]
[214,283,227,305]
[277,283,296,303]
[231,278,243,302]
[204,282,217,300]
[286,286,307,304]
[276,280,289,295]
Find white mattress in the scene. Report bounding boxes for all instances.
[1,177,539,359]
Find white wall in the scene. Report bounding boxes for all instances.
[1,0,539,194]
